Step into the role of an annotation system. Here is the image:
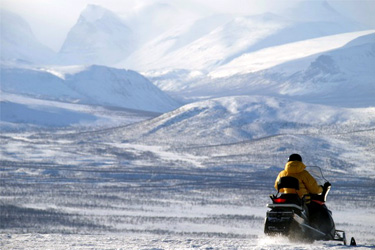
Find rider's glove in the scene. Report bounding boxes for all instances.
[323,182,331,189]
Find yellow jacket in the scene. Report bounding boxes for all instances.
[275,161,323,197]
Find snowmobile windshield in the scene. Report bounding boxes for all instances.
[305,166,328,186]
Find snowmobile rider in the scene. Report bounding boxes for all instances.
[274,153,323,198]
[274,154,334,236]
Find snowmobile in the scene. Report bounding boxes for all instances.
[264,166,355,245]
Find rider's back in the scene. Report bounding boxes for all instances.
[275,156,323,198]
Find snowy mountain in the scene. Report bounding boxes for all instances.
[119,1,366,72]
[209,30,375,78]
[277,33,375,99]
[151,31,375,108]
[57,5,135,65]
[0,64,180,113]
[0,9,55,64]
[62,65,180,112]
[231,32,375,107]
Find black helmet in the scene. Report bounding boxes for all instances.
[288,154,302,162]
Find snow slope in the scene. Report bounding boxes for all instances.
[57,5,135,65]
[0,64,179,113]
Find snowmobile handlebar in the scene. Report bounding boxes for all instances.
[322,181,331,202]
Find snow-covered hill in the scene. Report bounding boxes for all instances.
[0,64,180,113]
[0,9,55,64]
[106,95,375,147]
[57,5,135,65]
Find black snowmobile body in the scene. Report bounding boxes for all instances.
[264,167,347,244]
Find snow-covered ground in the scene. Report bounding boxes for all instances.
[2,233,374,249]
[1,96,375,249]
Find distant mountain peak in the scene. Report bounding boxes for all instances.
[58,4,135,65]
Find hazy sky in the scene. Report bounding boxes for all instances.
[1,0,374,51]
